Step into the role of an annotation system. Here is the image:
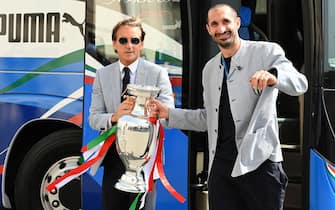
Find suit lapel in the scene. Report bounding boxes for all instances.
[109,63,121,109]
[134,58,146,84]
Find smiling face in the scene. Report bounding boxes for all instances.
[206,5,241,50]
[113,25,144,66]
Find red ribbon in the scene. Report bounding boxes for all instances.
[46,134,116,192]
[150,118,186,203]
[46,117,186,203]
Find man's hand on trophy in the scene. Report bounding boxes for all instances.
[111,96,135,123]
[148,99,169,119]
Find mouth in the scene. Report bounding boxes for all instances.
[215,31,231,41]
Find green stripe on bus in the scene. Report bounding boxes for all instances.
[0,49,84,93]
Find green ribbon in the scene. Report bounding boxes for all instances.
[79,126,116,164]
[86,126,117,150]
[129,193,142,210]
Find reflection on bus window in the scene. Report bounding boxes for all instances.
[87,0,183,107]
[327,0,335,69]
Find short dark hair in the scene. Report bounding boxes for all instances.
[207,3,239,23]
[112,17,146,41]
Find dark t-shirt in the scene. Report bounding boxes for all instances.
[215,57,238,160]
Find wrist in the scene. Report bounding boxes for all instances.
[165,108,170,119]
[111,114,117,124]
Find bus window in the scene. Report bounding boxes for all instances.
[318,0,335,163]
[86,0,183,107]
[326,0,335,71]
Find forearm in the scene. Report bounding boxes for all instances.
[273,64,308,96]
[167,108,207,131]
[88,112,113,131]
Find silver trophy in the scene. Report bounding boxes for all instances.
[115,84,160,193]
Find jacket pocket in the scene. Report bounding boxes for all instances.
[239,127,274,167]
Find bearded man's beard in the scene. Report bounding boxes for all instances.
[218,40,233,49]
[213,32,235,49]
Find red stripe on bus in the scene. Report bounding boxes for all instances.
[328,163,335,174]
[68,112,82,126]
[0,165,3,175]
[170,77,182,86]
[85,76,94,84]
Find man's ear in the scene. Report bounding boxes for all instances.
[112,40,118,54]
[206,24,210,33]
[236,17,241,30]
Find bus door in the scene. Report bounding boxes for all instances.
[264,0,306,209]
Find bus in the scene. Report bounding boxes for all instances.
[0,0,334,210]
[0,0,187,209]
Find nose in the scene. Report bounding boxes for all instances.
[125,41,133,47]
[218,23,227,33]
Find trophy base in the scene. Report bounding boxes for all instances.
[114,172,146,193]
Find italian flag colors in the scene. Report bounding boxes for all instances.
[46,118,185,208]
[326,162,335,180]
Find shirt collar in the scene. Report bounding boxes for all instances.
[119,58,139,75]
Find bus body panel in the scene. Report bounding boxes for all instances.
[310,149,335,210]
[0,0,85,208]
[1,0,335,209]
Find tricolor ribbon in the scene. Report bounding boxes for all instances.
[46,126,117,192]
[142,117,186,203]
[154,119,186,203]
[46,119,185,205]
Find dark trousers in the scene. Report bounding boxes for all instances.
[102,145,157,210]
[208,158,288,210]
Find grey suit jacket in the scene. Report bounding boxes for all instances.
[89,58,174,131]
[167,39,308,177]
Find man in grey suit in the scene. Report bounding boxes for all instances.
[149,4,308,210]
[89,17,174,210]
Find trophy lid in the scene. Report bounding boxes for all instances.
[127,84,161,97]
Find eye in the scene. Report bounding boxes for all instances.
[130,38,140,45]
[209,21,218,28]
[118,37,128,44]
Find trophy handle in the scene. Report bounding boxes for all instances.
[144,97,157,118]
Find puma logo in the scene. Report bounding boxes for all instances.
[62,13,84,37]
